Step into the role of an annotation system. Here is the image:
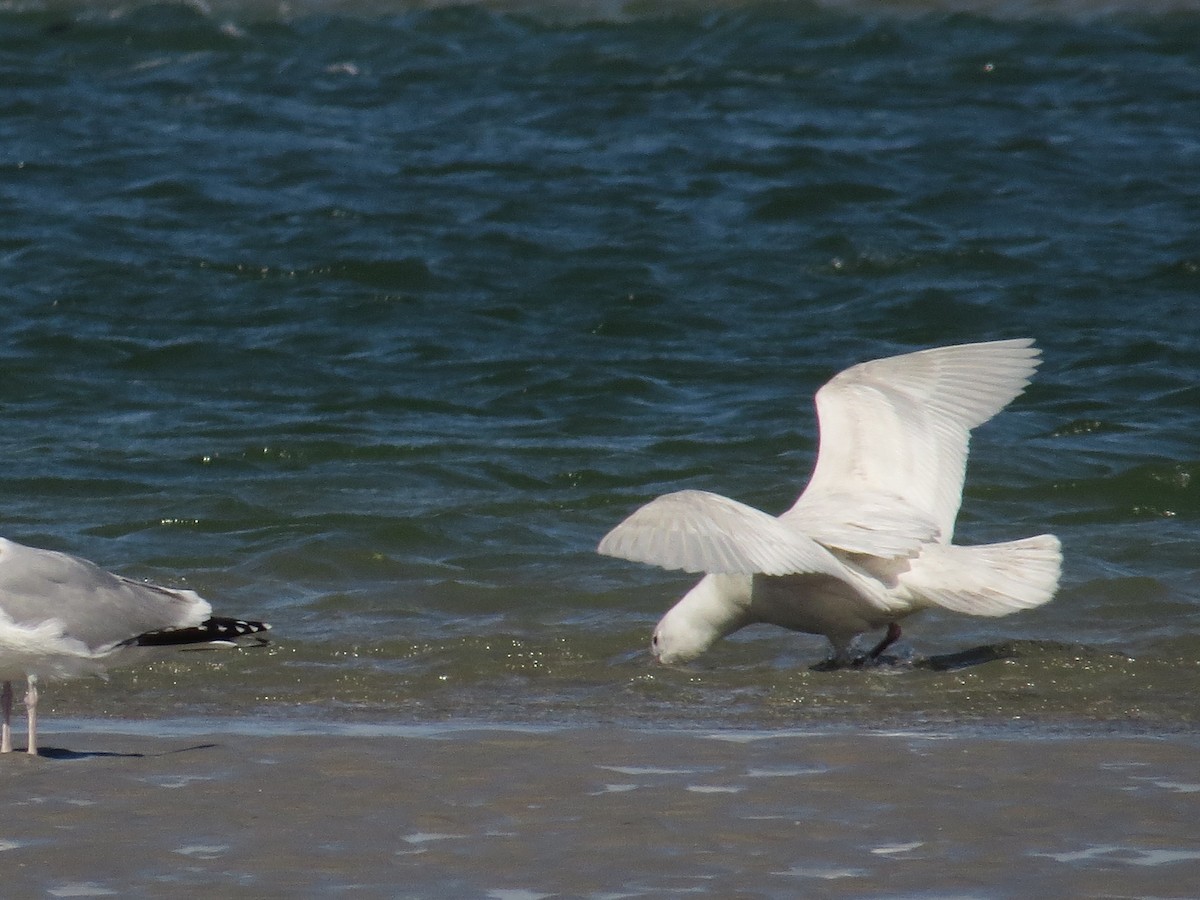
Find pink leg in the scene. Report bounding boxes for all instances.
[25,676,38,756]
[869,622,902,660]
[1,681,11,753]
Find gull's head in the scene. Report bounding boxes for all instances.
[650,607,708,665]
[650,574,752,665]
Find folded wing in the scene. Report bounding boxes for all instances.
[0,538,211,651]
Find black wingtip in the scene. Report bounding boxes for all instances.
[122,617,272,649]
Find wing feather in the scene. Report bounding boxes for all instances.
[0,538,211,651]
[598,490,844,577]
[786,339,1040,546]
[784,491,940,558]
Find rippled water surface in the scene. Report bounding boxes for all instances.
[2,0,1199,735]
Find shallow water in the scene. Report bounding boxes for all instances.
[2,0,1199,750]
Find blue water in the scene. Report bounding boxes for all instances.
[1,0,1199,732]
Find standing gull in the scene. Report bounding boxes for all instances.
[0,536,270,755]
[598,338,1061,666]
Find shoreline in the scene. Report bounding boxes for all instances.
[33,708,1200,741]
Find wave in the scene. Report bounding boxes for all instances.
[5,0,1200,23]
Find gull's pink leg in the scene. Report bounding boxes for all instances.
[869,622,902,660]
[24,676,38,756]
[1,681,12,753]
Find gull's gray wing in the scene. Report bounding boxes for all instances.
[0,538,211,651]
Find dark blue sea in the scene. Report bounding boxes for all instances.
[2,0,1200,892]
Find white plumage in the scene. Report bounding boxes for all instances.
[598,339,1061,666]
[0,536,270,755]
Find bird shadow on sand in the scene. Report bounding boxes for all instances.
[33,742,220,761]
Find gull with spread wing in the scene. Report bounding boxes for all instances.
[0,537,270,755]
[598,339,1061,667]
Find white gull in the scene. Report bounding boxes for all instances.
[598,338,1061,667]
[0,537,270,755]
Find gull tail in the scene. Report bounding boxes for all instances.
[119,617,272,650]
[901,535,1062,617]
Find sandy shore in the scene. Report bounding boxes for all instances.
[1,722,1197,898]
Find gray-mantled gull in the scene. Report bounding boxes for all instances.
[0,536,270,755]
[598,338,1061,667]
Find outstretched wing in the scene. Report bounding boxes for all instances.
[784,339,1041,548]
[598,489,844,577]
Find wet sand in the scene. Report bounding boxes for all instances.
[2,723,1198,898]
